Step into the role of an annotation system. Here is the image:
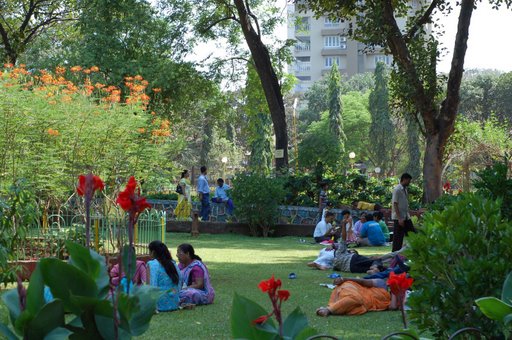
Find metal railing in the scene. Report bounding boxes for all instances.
[295,43,311,51]
[18,209,165,260]
[295,62,311,73]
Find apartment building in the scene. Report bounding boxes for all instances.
[288,4,393,93]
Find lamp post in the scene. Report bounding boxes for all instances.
[349,152,356,170]
[375,167,381,178]
[221,156,228,179]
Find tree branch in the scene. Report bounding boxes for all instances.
[200,16,239,33]
[19,0,37,33]
[245,0,261,37]
[405,0,440,42]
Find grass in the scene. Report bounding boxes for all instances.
[0,233,403,339]
[140,233,403,339]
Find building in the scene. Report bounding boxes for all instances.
[288,4,394,93]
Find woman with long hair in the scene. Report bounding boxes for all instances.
[147,240,183,311]
[174,169,192,221]
[176,243,215,306]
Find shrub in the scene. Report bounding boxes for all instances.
[474,158,512,220]
[231,174,287,237]
[407,193,512,338]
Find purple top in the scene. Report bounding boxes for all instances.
[179,262,204,286]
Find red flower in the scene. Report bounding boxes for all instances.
[277,290,290,301]
[252,315,268,325]
[77,173,104,197]
[443,181,451,191]
[116,176,151,213]
[387,272,413,296]
[258,275,281,293]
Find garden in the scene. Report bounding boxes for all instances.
[2,0,512,339]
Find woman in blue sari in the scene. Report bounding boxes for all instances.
[176,243,215,306]
[147,240,183,312]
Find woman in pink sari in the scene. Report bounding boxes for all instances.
[176,243,215,306]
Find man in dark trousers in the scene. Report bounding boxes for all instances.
[391,173,416,251]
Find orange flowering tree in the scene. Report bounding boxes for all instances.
[0,64,180,206]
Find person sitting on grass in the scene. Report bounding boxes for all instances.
[340,209,356,243]
[374,211,390,242]
[353,212,367,238]
[316,277,397,316]
[147,240,183,312]
[211,178,234,215]
[177,243,215,306]
[110,247,147,293]
[313,211,340,243]
[357,213,386,247]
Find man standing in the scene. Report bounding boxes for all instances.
[391,173,416,251]
[197,166,210,221]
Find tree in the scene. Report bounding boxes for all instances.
[245,62,272,174]
[305,0,478,202]
[458,70,499,122]
[195,0,290,170]
[368,62,394,173]
[494,71,512,125]
[405,114,422,179]
[327,62,345,145]
[0,0,77,64]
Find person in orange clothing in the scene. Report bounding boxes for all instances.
[316,277,397,316]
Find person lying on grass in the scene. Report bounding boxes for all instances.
[316,277,398,316]
[307,243,408,273]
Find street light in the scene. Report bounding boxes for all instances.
[375,167,381,178]
[348,152,356,170]
[221,157,228,179]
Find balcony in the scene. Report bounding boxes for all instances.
[294,24,311,35]
[294,62,311,73]
[294,43,311,52]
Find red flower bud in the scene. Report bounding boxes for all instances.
[278,290,290,301]
[252,315,268,325]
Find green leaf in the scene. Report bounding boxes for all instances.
[1,290,22,327]
[121,245,136,291]
[120,285,160,336]
[0,323,19,340]
[504,314,512,326]
[66,241,109,294]
[25,264,44,315]
[281,307,311,339]
[26,299,65,339]
[294,327,319,340]
[502,272,512,304]
[39,258,98,314]
[476,297,512,321]
[231,293,276,340]
[43,327,73,340]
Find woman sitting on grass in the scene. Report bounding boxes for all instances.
[110,247,147,293]
[147,240,183,312]
[316,277,397,317]
[176,243,215,306]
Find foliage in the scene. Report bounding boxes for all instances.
[494,71,512,125]
[473,158,512,220]
[457,69,500,122]
[368,62,394,173]
[327,62,345,146]
[298,112,343,170]
[231,173,287,237]
[406,194,512,338]
[405,115,422,179]
[0,64,179,205]
[0,241,159,339]
[145,193,179,201]
[0,181,38,285]
[231,275,317,339]
[475,272,512,339]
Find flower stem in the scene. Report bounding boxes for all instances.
[399,294,408,329]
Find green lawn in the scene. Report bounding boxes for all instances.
[139,233,402,339]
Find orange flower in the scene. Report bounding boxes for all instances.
[55,66,66,75]
[94,83,105,89]
[83,68,91,74]
[70,66,82,73]
[152,88,161,93]
[137,128,146,133]
[140,94,150,102]
[3,63,13,68]
[90,66,99,72]
[47,128,59,136]
[124,76,134,81]
[141,80,149,86]
[134,75,143,81]
[150,111,156,115]
[48,100,57,105]
[19,64,26,68]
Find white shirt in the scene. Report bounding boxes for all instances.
[392,183,410,220]
[314,220,332,237]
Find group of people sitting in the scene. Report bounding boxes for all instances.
[313,209,390,247]
[110,241,215,312]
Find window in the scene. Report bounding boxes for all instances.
[324,56,341,68]
[324,17,341,27]
[374,55,391,65]
[324,36,347,49]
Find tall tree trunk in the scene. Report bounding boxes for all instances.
[423,133,443,203]
[233,0,288,171]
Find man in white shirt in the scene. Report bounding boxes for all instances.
[197,166,210,221]
[313,212,338,243]
[391,173,416,251]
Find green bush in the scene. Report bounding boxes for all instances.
[145,192,179,201]
[474,158,512,220]
[231,174,287,237]
[407,193,512,338]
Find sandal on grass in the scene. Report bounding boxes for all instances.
[316,307,330,317]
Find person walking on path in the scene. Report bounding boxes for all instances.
[197,166,210,221]
[391,173,416,251]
